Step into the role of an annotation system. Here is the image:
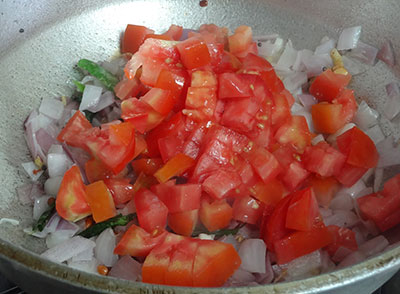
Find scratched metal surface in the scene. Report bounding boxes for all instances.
[0,0,400,293]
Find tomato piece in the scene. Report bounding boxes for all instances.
[335,88,358,123]
[309,69,351,102]
[132,172,158,192]
[303,141,346,177]
[250,179,286,207]
[114,77,142,100]
[232,195,263,225]
[121,24,154,54]
[228,25,252,55]
[133,133,147,159]
[56,165,91,222]
[152,183,202,213]
[383,174,400,197]
[193,240,241,287]
[325,225,358,256]
[158,135,184,163]
[221,96,259,132]
[271,91,291,128]
[145,34,173,41]
[182,123,208,159]
[164,24,183,41]
[184,86,217,121]
[155,69,188,112]
[165,239,198,286]
[311,103,344,134]
[260,69,284,94]
[140,87,174,115]
[191,70,217,88]
[307,175,339,208]
[274,226,334,264]
[154,153,195,183]
[336,126,379,169]
[131,158,163,175]
[244,147,281,184]
[84,180,117,223]
[275,115,312,151]
[142,233,185,285]
[57,111,92,151]
[168,209,199,237]
[202,169,242,200]
[335,163,368,187]
[104,178,134,205]
[199,198,233,232]
[85,158,123,183]
[215,50,242,73]
[281,161,310,191]
[114,224,168,257]
[218,72,252,99]
[134,189,168,233]
[285,188,321,231]
[176,37,211,69]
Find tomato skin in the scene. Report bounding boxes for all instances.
[84,181,117,223]
[199,198,233,232]
[176,37,211,69]
[325,225,358,256]
[281,161,310,191]
[309,69,351,102]
[311,103,344,134]
[232,195,263,225]
[114,224,168,257]
[336,126,379,169]
[134,189,169,233]
[335,88,358,123]
[122,24,154,54]
[104,178,134,205]
[202,169,242,200]
[57,111,92,151]
[168,209,199,237]
[155,69,188,112]
[56,165,91,222]
[153,183,202,213]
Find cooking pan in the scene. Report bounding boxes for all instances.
[0,0,399,293]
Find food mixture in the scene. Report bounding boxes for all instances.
[17,23,400,287]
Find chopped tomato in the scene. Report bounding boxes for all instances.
[336,126,379,169]
[274,115,312,151]
[131,158,163,175]
[144,34,173,41]
[132,172,158,192]
[84,180,117,223]
[158,135,185,162]
[271,91,291,128]
[335,163,368,187]
[311,103,344,134]
[141,87,174,115]
[168,209,199,237]
[232,195,263,225]
[164,24,183,41]
[176,37,211,69]
[218,72,252,99]
[191,70,217,88]
[309,69,351,102]
[199,197,233,232]
[85,158,126,183]
[250,179,286,207]
[57,111,92,151]
[104,178,134,205]
[334,88,358,123]
[134,188,168,233]
[154,153,195,183]
[184,86,217,121]
[56,165,91,222]
[114,224,168,257]
[155,69,188,112]
[114,77,142,100]
[325,225,358,256]
[243,146,281,184]
[228,25,253,55]
[308,175,339,208]
[202,169,242,200]
[153,183,202,213]
[383,174,400,197]
[121,24,154,54]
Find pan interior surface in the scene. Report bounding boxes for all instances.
[0,0,399,293]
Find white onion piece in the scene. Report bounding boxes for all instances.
[220,235,240,251]
[361,168,375,184]
[377,136,400,168]
[377,40,395,67]
[254,34,279,42]
[257,38,284,61]
[88,91,115,113]
[356,187,373,199]
[320,250,336,273]
[323,210,359,228]
[46,230,77,248]
[353,101,379,130]
[44,176,63,196]
[16,182,43,205]
[327,123,356,145]
[373,168,384,192]
[109,256,142,281]
[229,268,256,286]
[101,58,126,76]
[253,253,274,284]
[57,218,81,232]
[298,94,317,110]
[365,125,385,145]
[348,41,378,65]
[303,54,333,78]
[48,144,64,154]
[319,207,333,218]
[292,49,313,72]
[0,218,19,226]
[337,26,362,50]
[329,193,354,211]
[107,106,122,122]
[33,195,52,221]
[68,258,99,275]
[315,38,336,55]
[35,128,56,154]
[332,246,354,263]
[311,134,325,146]
[358,235,389,257]
[238,225,259,239]
[95,228,119,267]
[21,162,44,182]
[283,72,307,93]
[81,75,104,89]
[291,102,303,113]
[79,85,103,112]
[47,153,73,178]
[386,82,400,98]
[337,179,366,198]
[280,250,322,280]
[238,239,266,273]
[338,251,365,268]
[352,226,366,246]
[383,82,400,120]
[41,236,96,263]
[384,241,400,253]
[276,40,298,70]
[39,98,64,120]
[71,247,95,262]
[341,55,368,76]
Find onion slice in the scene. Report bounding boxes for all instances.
[377,40,395,66]
[109,255,142,281]
[238,239,267,273]
[337,26,362,50]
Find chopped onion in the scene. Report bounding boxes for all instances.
[35,128,56,154]
[276,40,298,70]
[109,255,142,281]
[257,37,284,61]
[383,82,400,120]
[358,235,389,257]
[33,195,52,221]
[253,253,273,284]
[341,55,368,76]
[41,236,96,263]
[337,26,362,50]
[338,251,365,268]
[220,235,240,251]
[228,268,256,286]
[365,125,385,145]
[353,101,379,130]
[377,40,395,67]
[373,168,384,192]
[348,41,378,65]
[16,182,43,205]
[79,85,103,112]
[44,176,63,196]
[320,250,336,273]
[68,258,99,275]
[327,123,356,145]
[48,144,64,154]
[311,134,325,146]
[352,226,366,246]
[71,247,94,262]
[0,218,19,226]
[283,72,308,93]
[376,136,400,168]
[81,75,104,89]
[238,239,266,273]
[319,207,333,218]
[280,250,322,280]
[21,162,44,182]
[315,38,336,55]
[337,178,366,198]
[384,241,400,253]
[238,225,259,239]
[47,152,73,178]
[46,230,77,248]
[303,53,333,78]
[292,49,313,72]
[39,98,64,120]
[291,102,303,113]
[101,57,126,76]
[332,246,354,263]
[361,168,375,184]
[95,228,119,267]
[323,210,359,228]
[90,91,115,113]
[254,34,279,42]
[329,193,354,211]
[298,94,317,110]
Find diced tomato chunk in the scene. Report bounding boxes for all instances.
[84,181,117,223]
[244,147,281,184]
[232,195,263,225]
[176,37,211,69]
[199,198,232,232]
[202,169,242,200]
[228,25,253,55]
[131,158,163,176]
[164,24,183,41]
[154,153,195,183]
[311,103,344,134]
[168,209,199,237]
[275,115,312,151]
[308,175,339,208]
[57,111,92,151]
[141,87,174,115]
[335,163,368,187]
[250,179,286,207]
[122,24,154,54]
[114,77,142,100]
[153,183,202,213]
[325,225,358,256]
[218,72,252,99]
[309,69,351,102]
[104,178,134,205]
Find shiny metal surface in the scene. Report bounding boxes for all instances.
[0,0,399,293]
